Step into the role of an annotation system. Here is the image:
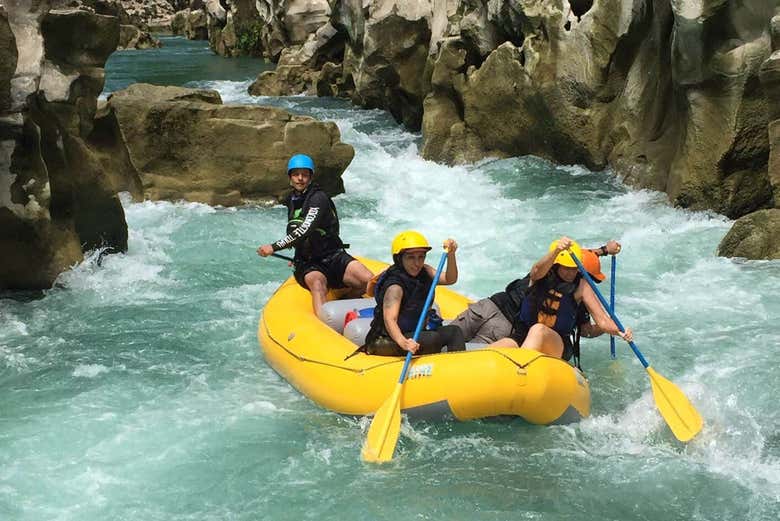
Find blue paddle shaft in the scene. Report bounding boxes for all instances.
[569,251,650,368]
[397,251,449,384]
[610,255,616,359]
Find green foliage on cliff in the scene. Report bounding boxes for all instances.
[236,21,264,56]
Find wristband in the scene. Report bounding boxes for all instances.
[599,245,608,256]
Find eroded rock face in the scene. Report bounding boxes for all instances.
[118,23,162,49]
[717,208,780,259]
[248,21,345,96]
[114,0,175,29]
[760,13,780,207]
[203,0,302,58]
[107,83,354,205]
[422,1,776,218]
[51,0,164,48]
[1,5,139,290]
[115,1,780,258]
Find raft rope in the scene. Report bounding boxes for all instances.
[263,318,567,376]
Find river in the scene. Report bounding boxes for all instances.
[1,36,778,521]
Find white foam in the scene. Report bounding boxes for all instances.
[52,196,221,301]
[72,364,109,378]
[241,400,279,414]
[0,344,35,371]
[191,79,255,104]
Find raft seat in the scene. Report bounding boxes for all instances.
[318,298,375,334]
[344,317,372,345]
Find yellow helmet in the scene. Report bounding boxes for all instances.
[391,230,432,255]
[548,239,582,268]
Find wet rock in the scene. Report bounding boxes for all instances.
[759,14,780,203]
[1,5,137,290]
[420,0,776,221]
[718,209,780,259]
[183,7,208,39]
[118,23,161,49]
[284,0,330,45]
[107,83,354,205]
[248,22,345,96]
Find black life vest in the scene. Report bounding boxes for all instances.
[286,183,343,261]
[517,270,581,336]
[489,274,532,322]
[365,264,434,343]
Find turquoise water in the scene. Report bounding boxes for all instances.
[102,36,273,95]
[2,37,779,520]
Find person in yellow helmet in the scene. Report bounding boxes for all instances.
[488,236,633,360]
[362,231,466,356]
[451,240,623,346]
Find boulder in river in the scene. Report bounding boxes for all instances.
[718,208,780,259]
[107,83,355,205]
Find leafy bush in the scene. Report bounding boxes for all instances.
[236,21,264,55]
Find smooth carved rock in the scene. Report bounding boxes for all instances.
[760,14,780,205]
[185,7,208,39]
[718,208,780,259]
[0,7,16,112]
[285,0,330,45]
[419,0,775,220]
[108,83,354,205]
[351,9,432,129]
[248,22,345,96]
[118,24,161,49]
[1,6,134,290]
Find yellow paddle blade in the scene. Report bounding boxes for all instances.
[362,383,403,463]
[647,367,703,442]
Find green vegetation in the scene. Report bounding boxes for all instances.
[236,21,265,55]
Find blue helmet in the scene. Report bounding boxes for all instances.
[286,154,315,175]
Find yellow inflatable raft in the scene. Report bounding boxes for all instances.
[258,258,591,424]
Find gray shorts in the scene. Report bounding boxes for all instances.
[450,298,513,344]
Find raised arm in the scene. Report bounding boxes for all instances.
[530,236,573,282]
[432,239,458,285]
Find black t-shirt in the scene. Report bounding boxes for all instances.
[272,184,343,260]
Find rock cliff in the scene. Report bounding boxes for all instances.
[1,3,139,290]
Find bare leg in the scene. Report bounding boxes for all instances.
[488,337,519,348]
[342,259,373,297]
[520,323,564,358]
[304,271,328,316]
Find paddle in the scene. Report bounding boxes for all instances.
[362,250,448,463]
[271,252,295,262]
[610,255,616,359]
[569,250,703,442]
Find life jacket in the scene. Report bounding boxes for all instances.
[365,264,434,342]
[286,183,343,261]
[517,270,581,336]
[489,274,531,322]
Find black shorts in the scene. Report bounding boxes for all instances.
[294,250,355,290]
[510,323,574,361]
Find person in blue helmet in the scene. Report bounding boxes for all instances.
[257,154,373,316]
